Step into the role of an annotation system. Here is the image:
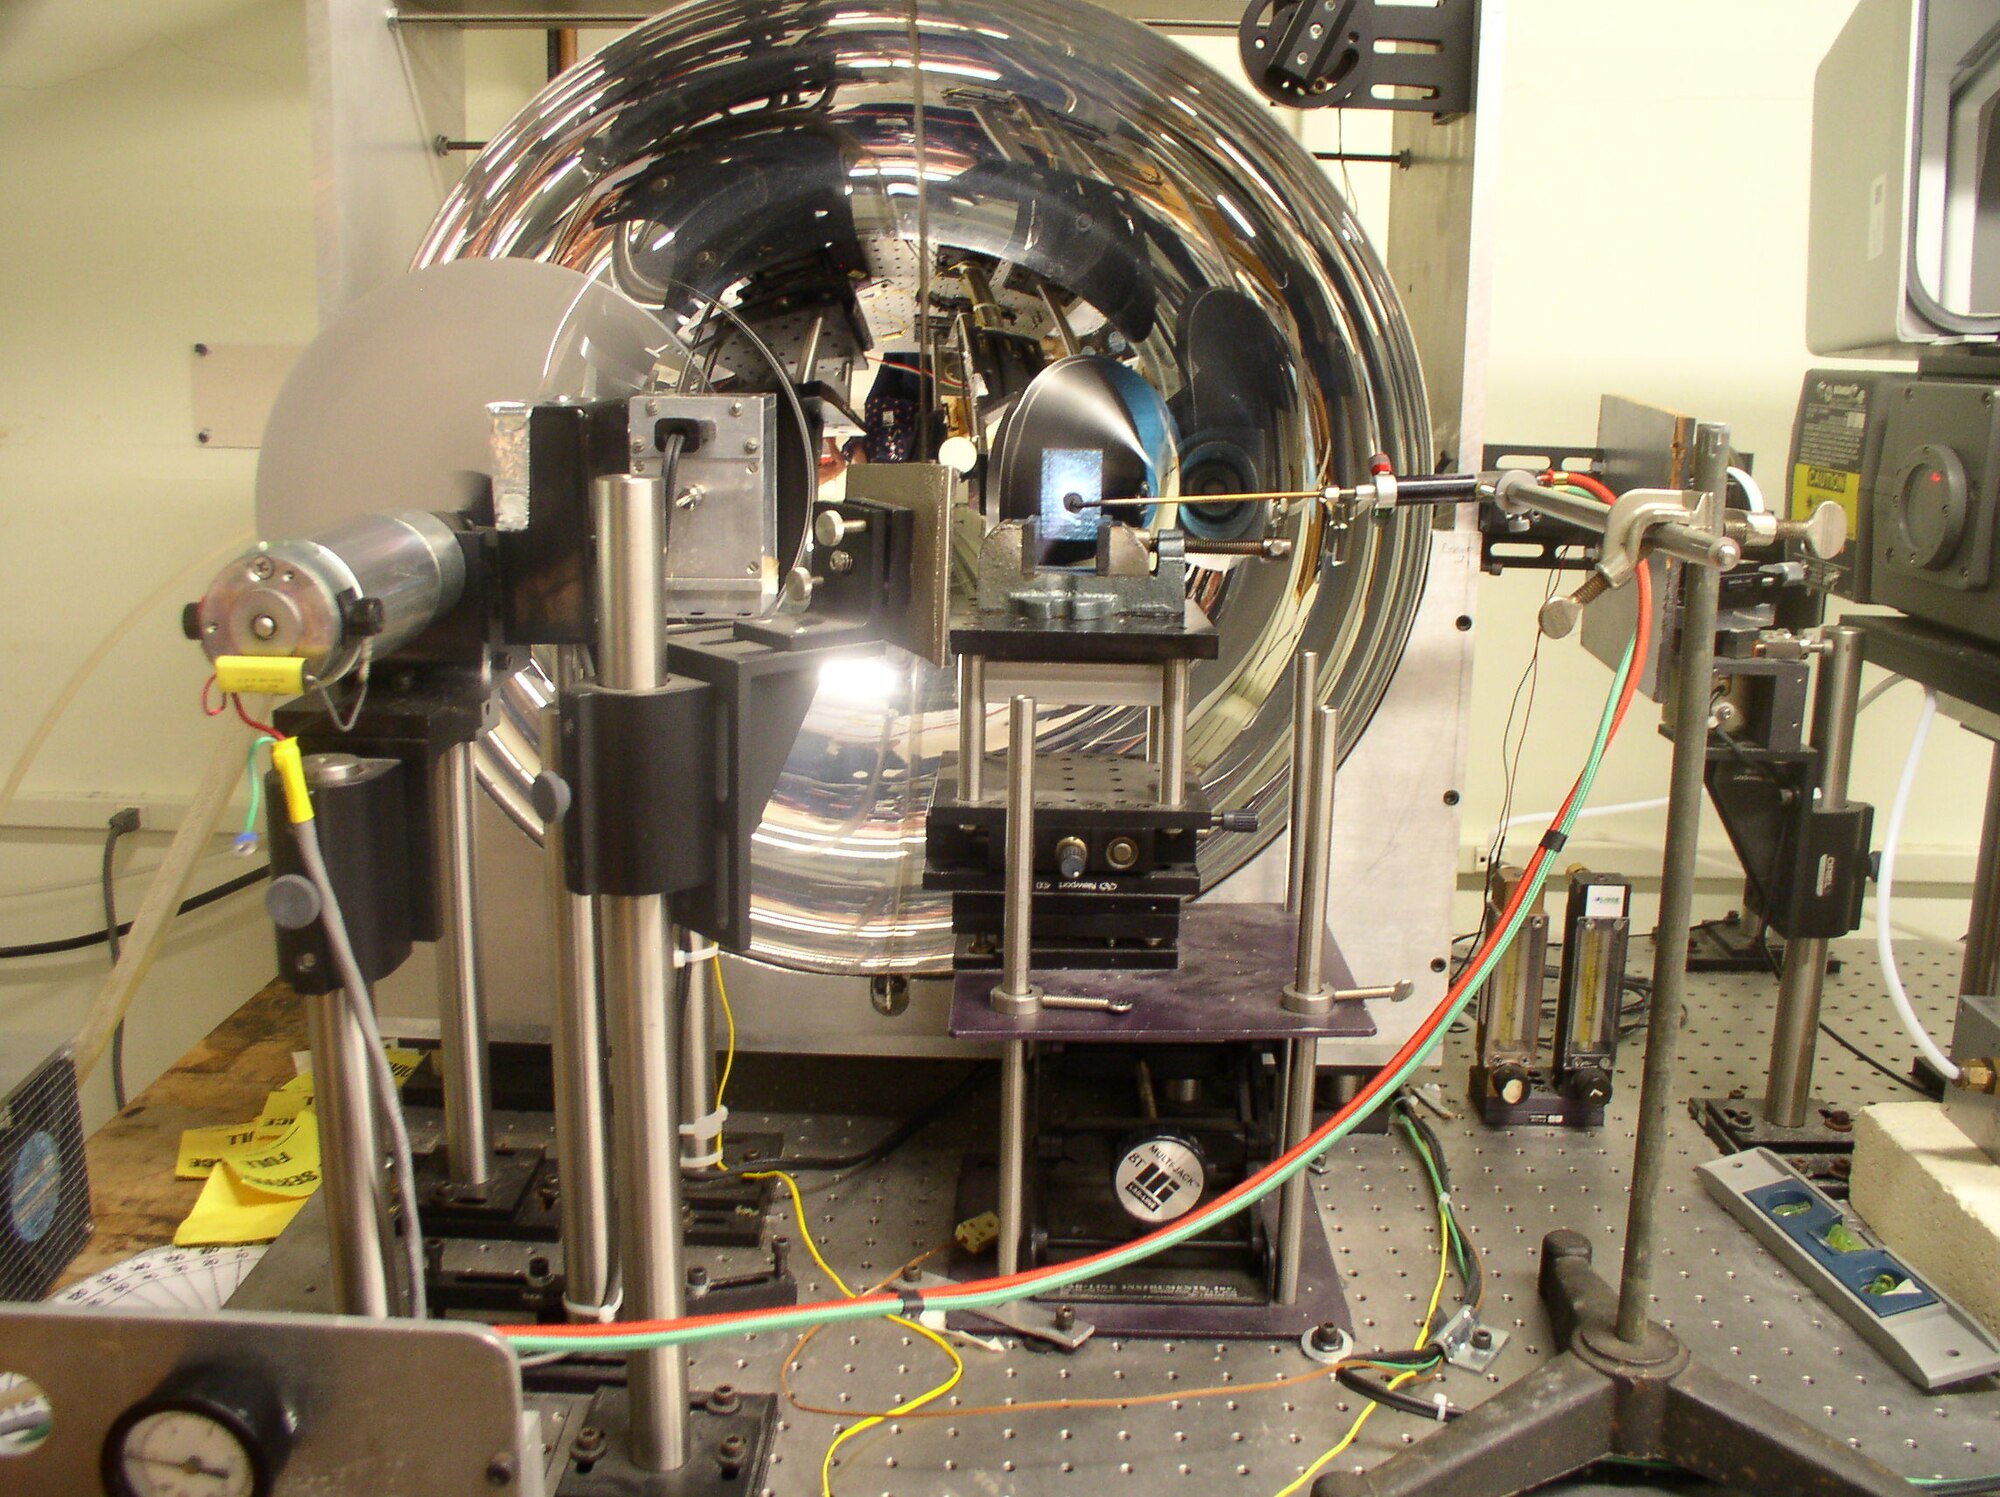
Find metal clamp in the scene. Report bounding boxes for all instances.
[1725,501,1848,560]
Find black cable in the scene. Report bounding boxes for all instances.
[1819,1019,1930,1096]
[1922,1478,2000,1496]
[1392,1095,1485,1312]
[1336,1363,1463,1422]
[101,808,141,1110]
[0,866,268,960]
[765,1063,990,1173]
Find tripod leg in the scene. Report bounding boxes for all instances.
[1538,1228,1618,1350]
[1310,1353,1616,1497]
[1657,1361,1914,1497]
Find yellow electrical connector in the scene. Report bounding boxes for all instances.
[214,655,308,697]
[954,1210,1000,1254]
[270,738,314,824]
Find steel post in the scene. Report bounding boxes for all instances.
[680,931,720,1173]
[307,988,395,1317]
[1273,1037,1319,1304]
[959,654,985,802]
[998,1039,1030,1276]
[431,739,494,1188]
[1287,651,1321,914]
[540,661,612,1318]
[1764,625,1864,1126]
[1284,706,1339,1014]
[1159,658,1189,808]
[1616,424,1726,1344]
[591,472,688,1471]
[992,695,1042,1015]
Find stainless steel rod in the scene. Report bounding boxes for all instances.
[1616,424,1726,1344]
[1502,479,1739,571]
[959,654,985,802]
[432,738,494,1188]
[1285,706,1339,1013]
[591,469,688,1471]
[998,1039,1030,1276]
[1159,659,1189,808]
[1764,624,1864,1126]
[680,931,719,1173]
[1962,743,2000,999]
[1287,651,1321,913]
[992,695,1042,1014]
[602,898,688,1469]
[307,989,394,1317]
[541,679,613,1318]
[1273,1037,1318,1303]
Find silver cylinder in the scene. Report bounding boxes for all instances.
[1287,651,1321,913]
[998,1039,1030,1276]
[1963,744,2000,999]
[680,932,720,1174]
[541,682,614,1318]
[199,510,466,687]
[1764,624,1865,1127]
[959,654,986,802]
[993,695,1042,1014]
[307,989,394,1318]
[592,474,669,688]
[432,740,494,1189]
[1159,659,1189,808]
[591,469,687,1471]
[1273,1037,1319,1304]
[1285,706,1339,1013]
[602,898,689,1470]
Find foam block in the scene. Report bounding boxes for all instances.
[1851,1102,2000,1337]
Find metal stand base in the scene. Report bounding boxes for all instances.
[1311,1230,1912,1497]
[557,1387,776,1495]
[1684,913,1844,975]
[414,1145,555,1235]
[1691,1094,1855,1197]
[681,1131,782,1248]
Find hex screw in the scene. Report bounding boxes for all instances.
[485,1453,515,1486]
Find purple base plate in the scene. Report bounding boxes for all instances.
[949,902,1375,1042]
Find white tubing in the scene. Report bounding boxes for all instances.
[0,530,254,829]
[1728,465,1765,513]
[1875,689,1960,1081]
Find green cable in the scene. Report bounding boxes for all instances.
[505,631,1641,1356]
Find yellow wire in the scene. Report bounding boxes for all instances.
[711,956,735,1163]
[742,1168,964,1496]
[1273,1187,1455,1497]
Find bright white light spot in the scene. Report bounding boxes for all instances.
[819,655,902,703]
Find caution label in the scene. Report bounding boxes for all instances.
[1791,377,1871,535]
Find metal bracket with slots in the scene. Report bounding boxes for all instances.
[1433,1304,1510,1372]
[1698,1148,2000,1391]
[909,1269,1097,1351]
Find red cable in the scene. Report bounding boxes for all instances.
[200,675,227,718]
[232,697,282,737]
[1543,469,1617,506]
[506,564,1656,1341]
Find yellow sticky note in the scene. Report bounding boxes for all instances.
[176,1120,266,1180]
[223,1110,322,1199]
[174,1165,309,1247]
[384,1047,422,1088]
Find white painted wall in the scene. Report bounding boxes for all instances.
[0,1,1982,1132]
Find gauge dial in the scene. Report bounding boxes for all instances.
[102,1366,292,1497]
[112,1408,257,1497]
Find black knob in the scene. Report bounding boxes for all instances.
[1565,1066,1612,1106]
[1055,836,1088,880]
[181,602,203,641]
[342,595,387,638]
[1489,1062,1531,1106]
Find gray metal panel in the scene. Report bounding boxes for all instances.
[308,1,465,318]
[1944,991,2000,1162]
[0,1303,524,1495]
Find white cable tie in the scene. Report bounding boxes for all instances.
[563,1289,623,1323]
[678,1104,729,1143]
[674,943,722,968]
[1432,1393,1450,1422]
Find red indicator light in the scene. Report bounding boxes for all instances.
[1931,470,1943,484]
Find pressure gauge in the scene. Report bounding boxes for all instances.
[102,1366,295,1497]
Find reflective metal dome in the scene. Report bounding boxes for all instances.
[417,0,1432,973]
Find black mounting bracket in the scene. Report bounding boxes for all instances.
[1239,0,1478,114]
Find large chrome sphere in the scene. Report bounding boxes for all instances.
[418,0,1431,973]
